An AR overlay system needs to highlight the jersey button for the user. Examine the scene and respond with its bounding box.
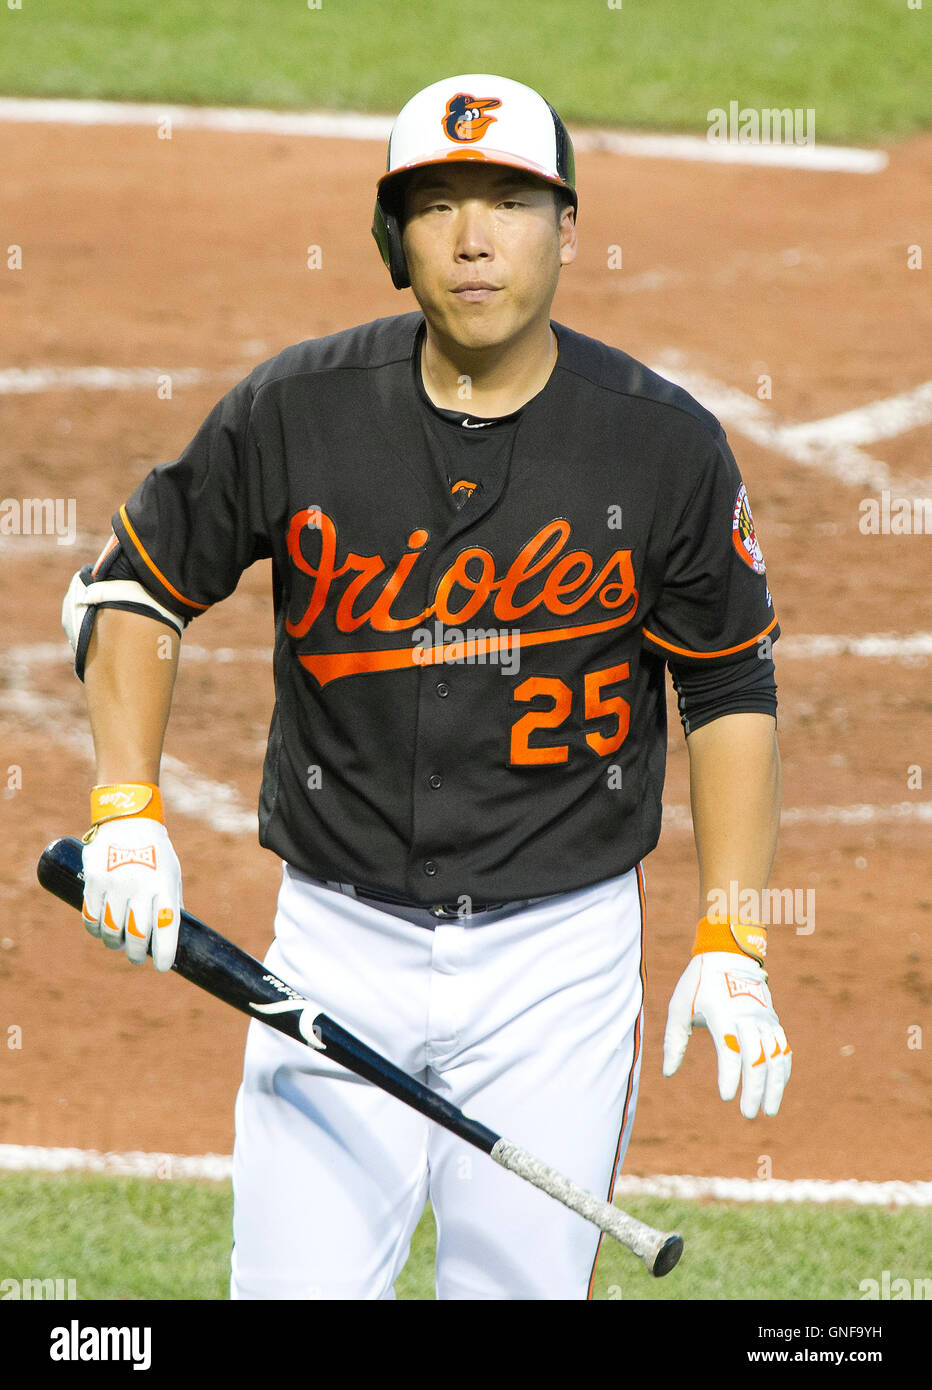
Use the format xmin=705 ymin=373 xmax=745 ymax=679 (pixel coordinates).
xmin=424 ymin=860 xmax=438 ymax=876
xmin=428 ymin=774 xmax=443 ymax=789
xmin=436 ymin=682 xmax=450 ymax=698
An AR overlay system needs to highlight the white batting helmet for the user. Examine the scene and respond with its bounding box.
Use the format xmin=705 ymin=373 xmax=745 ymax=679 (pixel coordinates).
xmin=372 ymin=74 xmax=577 ymax=289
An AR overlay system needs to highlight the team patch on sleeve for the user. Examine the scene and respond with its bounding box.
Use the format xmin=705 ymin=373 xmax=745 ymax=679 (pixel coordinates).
xmin=732 ymin=484 xmax=766 ymax=574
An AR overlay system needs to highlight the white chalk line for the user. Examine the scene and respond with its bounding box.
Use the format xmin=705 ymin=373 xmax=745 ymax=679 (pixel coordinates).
xmin=659 ymin=801 xmax=932 ymax=833
xmin=0 ymin=97 xmax=394 ymax=141
xmin=574 ymin=128 xmax=888 ymax=175
xmin=0 ymin=366 xmax=221 ymax=395
xmin=610 ymin=241 xmax=906 ymax=298
xmin=0 ymin=651 xmax=258 ymax=834
xmin=0 ymin=1145 xmax=926 ymax=1204
xmin=9 ymin=634 xmax=932 ymax=667
xmin=781 ymin=632 xmax=932 ymax=660
xmin=778 ymin=380 xmax=932 ymax=451
xmin=0 ymin=1146 xmax=234 ymax=1182
xmin=188 ymin=634 xmax=929 ymax=664
xmin=2 ymin=356 xmax=927 ymax=497
xmin=612 ymin=1175 xmax=932 ymax=1208
xmin=0 ymin=96 xmax=888 ymax=174
xmin=2 ymin=642 xmax=929 ymax=838
xmin=650 ymin=355 xmax=932 ymax=496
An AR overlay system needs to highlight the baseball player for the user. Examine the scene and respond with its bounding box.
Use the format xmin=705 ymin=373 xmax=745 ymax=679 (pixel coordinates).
xmin=63 ymin=74 xmax=791 ymax=1300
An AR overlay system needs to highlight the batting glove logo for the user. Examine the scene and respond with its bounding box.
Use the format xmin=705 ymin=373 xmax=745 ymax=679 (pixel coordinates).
xmin=106 ymin=844 xmax=157 ymax=871
xmin=724 ymin=970 xmax=770 ymax=1007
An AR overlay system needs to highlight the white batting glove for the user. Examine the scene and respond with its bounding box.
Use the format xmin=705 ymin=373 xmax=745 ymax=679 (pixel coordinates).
xmin=80 ymin=784 xmax=182 ymax=973
xmin=663 ymin=949 xmax=792 ymax=1119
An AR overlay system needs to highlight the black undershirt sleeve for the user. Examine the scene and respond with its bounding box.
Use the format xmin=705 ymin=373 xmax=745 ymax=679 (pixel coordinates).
xmin=668 ymin=648 xmax=777 ymax=736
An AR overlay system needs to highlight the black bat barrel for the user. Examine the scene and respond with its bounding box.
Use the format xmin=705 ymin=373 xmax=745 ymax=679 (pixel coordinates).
xmin=37 ymin=836 xmax=501 ymax=1155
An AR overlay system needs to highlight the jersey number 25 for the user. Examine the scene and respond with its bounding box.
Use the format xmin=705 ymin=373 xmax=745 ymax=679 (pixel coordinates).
xmin=510 ymin=662 xmax=630 ymax=766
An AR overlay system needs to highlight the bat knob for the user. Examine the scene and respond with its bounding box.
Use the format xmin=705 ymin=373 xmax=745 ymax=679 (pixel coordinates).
xmin=650 ymin=1233 xmax=684 ymax=1278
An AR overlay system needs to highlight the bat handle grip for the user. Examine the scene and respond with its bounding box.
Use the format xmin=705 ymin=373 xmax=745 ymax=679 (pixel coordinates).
xmin=490 ymin=1139 xmax=683 ymax=1276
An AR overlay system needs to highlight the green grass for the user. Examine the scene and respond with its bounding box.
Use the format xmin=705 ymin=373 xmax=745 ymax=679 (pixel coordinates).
xmin=0 ymin=1172 xmax=233 ymax=1300
xmin=1 ymin=1172 xmax=927 ymax=1300
xmin=0 ymin=0 xmax=929 ymax=141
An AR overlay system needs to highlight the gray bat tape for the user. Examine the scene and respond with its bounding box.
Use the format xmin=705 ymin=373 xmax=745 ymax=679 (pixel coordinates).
xmin=490 ymin=1137 xmax=680 ymax=1274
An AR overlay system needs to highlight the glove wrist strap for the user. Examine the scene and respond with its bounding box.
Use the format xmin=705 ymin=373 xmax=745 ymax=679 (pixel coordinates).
xmin=692 ymin=915 xmax=767 ymax=964
xmin=83 ymin=783 xmax=164 ymax=843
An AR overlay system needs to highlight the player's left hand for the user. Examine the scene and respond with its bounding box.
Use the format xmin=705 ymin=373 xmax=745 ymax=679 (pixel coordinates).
xmin=662 ymin=952 xmax=792 ymax=1118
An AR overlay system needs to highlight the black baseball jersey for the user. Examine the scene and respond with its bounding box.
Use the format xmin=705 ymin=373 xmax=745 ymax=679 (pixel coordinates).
xmin=105 ymin=312 xmax=778 ymax=903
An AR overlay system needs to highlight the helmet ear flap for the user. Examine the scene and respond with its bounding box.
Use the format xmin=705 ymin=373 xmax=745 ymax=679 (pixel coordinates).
xmin=372 ymin=191 xmax=411 ymax=291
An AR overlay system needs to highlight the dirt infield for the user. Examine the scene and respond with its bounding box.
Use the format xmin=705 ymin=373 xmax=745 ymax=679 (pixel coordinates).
xmin=0 ymin=118 xmax=929 ymax=1185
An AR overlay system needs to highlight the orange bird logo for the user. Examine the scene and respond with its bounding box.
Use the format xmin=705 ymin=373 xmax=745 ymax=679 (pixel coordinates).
xmin=442 ymin=93 xmax=502 ymax=144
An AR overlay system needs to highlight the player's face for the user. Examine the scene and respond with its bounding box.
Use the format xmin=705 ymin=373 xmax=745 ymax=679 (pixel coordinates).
xmin=401 ymin=163 xmax=577 ymax=355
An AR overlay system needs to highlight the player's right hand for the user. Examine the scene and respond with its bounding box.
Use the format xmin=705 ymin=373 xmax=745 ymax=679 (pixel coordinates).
xmin=80 ymin=784 xmax=182 ymax=973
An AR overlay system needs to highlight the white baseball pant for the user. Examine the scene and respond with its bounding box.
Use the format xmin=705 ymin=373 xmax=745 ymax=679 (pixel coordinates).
xmin=230 ymin=862 xmax=646 ymax=1300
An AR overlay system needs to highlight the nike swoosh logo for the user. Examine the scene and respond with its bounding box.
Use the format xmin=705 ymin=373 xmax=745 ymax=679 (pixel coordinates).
xmin=460 ymin=418 xmax=496 ymax=429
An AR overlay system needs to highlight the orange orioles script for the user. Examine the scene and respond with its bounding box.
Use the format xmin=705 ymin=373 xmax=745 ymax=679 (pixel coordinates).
xmin=286 ymin=509 xmax=639 ymax=687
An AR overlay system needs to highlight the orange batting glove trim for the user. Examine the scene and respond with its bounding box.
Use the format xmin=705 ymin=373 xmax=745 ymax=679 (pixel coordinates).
xmin=126 ymin=909 xmax=146 ymax=940
xmin=692 ymin=915 xmax=767 ymax=965
xmin=85 ymin=783 xmax=164 ymax=841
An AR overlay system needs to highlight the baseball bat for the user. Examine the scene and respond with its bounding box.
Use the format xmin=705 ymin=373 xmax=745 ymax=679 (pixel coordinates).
xmin=38 ymin=834 xmax=683 ymax=1279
